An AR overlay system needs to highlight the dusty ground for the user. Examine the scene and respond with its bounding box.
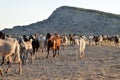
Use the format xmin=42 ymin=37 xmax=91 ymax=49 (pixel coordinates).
xmin=0 ymin=45 xmax=120 ymax=80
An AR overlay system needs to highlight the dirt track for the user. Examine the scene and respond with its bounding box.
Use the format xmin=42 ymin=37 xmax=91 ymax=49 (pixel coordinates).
xmin=0 ymin=45 xmax=120 ymax=80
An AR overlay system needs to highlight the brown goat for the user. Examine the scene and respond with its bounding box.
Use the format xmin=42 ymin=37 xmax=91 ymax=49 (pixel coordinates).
xmin=46 ymin=33 xmax=61 ymax=58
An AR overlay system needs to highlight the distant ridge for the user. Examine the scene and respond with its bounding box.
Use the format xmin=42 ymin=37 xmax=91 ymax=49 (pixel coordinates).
xmin=2 ymin=6 xmax=120 ymax=37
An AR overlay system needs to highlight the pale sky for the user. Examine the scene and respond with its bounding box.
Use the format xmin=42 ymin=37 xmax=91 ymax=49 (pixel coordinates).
xmin=0 ymin=0 xmax=120 ymax=30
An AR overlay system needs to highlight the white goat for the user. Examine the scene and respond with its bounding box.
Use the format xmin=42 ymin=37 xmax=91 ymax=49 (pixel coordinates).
xmin=74 ymin=36 xmax=86 ymax=59
xmin=19 ymin=38 xmax=33 ymax=64
xmin=0 ymin=37 xmax=22 ymax=74
xmin=79 ymin=37 xmax=86 ymax=59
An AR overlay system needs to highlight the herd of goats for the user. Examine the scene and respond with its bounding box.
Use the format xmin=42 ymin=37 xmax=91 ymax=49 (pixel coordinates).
xmin=0 ymin=31 xmax=120 ymax=75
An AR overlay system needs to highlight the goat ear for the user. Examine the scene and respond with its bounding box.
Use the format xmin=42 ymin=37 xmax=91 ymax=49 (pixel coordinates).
xmin=0 ymin=31 xmax=5 ymax=39
xmin=30 ymin=39 xmax=33 ymax=42
xmin=3 ymin=34 xmax=5 ymax=39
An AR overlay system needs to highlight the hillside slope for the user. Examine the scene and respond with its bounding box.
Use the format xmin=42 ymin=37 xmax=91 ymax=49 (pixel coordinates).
xmin=2 ymin=6 xmax=120 ymax=37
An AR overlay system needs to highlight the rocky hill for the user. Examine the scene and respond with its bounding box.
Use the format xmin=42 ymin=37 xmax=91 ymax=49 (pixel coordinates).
xmin=2 ymin=6 xmax=120 ymax=37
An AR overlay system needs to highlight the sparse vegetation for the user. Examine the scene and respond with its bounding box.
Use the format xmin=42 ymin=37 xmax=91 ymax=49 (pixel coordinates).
xmin=2 ymin=6 xmax=120 ymax=37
